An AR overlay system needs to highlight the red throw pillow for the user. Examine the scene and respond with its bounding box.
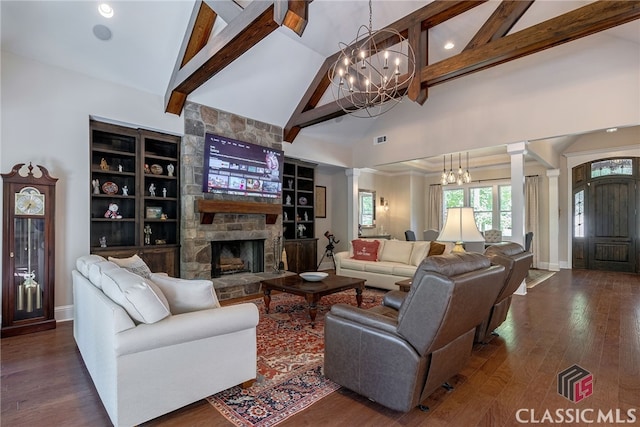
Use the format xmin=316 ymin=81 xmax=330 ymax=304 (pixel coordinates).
xmin=352 ymin=239 xmax=380 ymax=261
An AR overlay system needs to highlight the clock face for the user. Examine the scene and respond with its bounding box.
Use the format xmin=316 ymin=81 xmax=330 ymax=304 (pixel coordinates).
xmin=15 ymin=187 xmax=45 ymax=216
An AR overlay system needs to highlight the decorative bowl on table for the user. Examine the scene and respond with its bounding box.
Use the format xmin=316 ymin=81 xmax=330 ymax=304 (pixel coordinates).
xmin=299 ymin=272 xmax=328 ymax=282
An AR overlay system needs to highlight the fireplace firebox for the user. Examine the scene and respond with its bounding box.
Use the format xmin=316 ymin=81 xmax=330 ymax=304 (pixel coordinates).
xmin=211 ymin=239 xmax=265 ymax=278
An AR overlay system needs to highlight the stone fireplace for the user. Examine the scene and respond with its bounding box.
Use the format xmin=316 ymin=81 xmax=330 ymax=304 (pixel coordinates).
xmin=180 ymin=102 xmax=286 ymax=300
xmin=211 ymin=239 xmax=265 ymax=278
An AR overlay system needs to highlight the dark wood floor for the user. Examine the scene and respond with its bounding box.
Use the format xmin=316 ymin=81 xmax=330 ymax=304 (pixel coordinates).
xmin=2 ymin=269 xmax=639 ymax=426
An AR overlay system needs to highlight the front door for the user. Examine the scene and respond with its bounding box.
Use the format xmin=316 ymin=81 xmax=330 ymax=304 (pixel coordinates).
xmin=588 ymin=178 xmax=636 ymax=272
xmin=572 ymin=157 xmax=639 ymax=273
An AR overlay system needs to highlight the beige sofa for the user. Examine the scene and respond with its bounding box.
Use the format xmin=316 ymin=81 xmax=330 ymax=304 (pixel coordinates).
xmin=335 ymin=239 xmax=454 ymax=290
xmin=72 ymin=255 xmax=259 ymax=427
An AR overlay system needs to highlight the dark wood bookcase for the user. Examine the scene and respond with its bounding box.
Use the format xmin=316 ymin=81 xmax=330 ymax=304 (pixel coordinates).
xmin=89 ymin=120 xmax=181 ymax=276
xmin=282 ymin=158 xmax=317 ymax=272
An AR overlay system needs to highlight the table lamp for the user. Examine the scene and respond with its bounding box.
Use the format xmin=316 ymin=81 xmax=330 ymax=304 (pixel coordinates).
xmin=437 ymin=207 xmax=485 ymax=253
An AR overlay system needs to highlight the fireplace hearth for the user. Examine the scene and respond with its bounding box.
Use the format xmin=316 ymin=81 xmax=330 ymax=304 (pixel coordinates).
xmin=211 ymin=239 xmax=265 ymax=278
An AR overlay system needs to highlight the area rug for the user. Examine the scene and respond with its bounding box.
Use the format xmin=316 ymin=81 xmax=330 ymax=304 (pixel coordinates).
xmin=207 ymin=288 xmax=386 ymax=427
xmin=526 ymin=269 xmax=556 ymax=289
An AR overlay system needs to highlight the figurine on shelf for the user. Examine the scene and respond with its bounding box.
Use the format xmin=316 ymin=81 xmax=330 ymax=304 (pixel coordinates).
xmin=122 ymin=185 xmax=129 ymax=196
xmin=162 ymin=187 xmax=167 ymax=198
xmin=118 ymin=164 xmax=123 ymax=172
xmin=149 ymin=183 xmax=156 ymax=197
xmin=287 ymin=179 xmax=293 ymax=189
xmin=283 ymin=211 xmax=288 ymax=221
xmin=304 ymin=211 xmax=308 ymax=221
xmin=100 ymin=158 xmax=109 ymax=170
xmin=144 ymin=225 xmax=152 ymax=245
xmin=104 ymin=203 xmax=122 ymax=219
xmin=99 ymin=236 xmax=107 ymax=248
xmin=144 ymin=163 xmax=151 ymax=174
xmin=160 ymin=213 xmax=168 ymax=220
xmin=297 ymin=223 xmax=306 ymax=238
xmin=92 ymin=179 xmax=100 ymax=194
xmin=285 ymin=195 xmax=291 ymax=205
xmin=167 ymin=164 xmax=175 ymax=177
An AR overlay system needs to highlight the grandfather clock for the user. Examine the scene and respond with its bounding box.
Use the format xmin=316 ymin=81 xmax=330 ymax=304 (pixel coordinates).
xmin=2 ymin=163 xmax=58 ymax=337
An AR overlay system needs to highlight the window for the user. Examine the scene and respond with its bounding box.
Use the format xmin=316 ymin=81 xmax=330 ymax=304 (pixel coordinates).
xmin=358 ymin=189 xmax=376 ymax=228
xmin=442 ymin=182 xmax=513 ymax=237
xmin=470 ymin=186 xmax=492 ymax=232
xmin=590 ymin=158 xmax=632 ymax=178
xmin=574 ymin=190 xmax=584 ymax=237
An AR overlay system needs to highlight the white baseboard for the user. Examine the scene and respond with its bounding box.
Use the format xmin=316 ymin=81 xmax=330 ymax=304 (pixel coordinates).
xmin=55 ymin=305 xmax=74 ymax=322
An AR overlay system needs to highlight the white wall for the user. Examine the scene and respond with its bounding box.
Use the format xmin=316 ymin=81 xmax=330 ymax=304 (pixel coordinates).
xmin=1 ymin=52 xmax=183 ymax=318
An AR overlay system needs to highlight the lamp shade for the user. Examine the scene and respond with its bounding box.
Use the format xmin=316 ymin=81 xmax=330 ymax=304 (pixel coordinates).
xmin=438 ymin=207 xmax=485 ymax=244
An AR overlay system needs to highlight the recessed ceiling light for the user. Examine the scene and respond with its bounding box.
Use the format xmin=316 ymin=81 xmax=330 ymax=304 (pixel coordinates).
xmin=98 ymin=3 xmax=114 ymax=19
xmin=444 ymin=41 xmax=455 ymax=50
xmin=93 ymin=24 xmax=112 ymax=41
xmin=606 ymin=127 xmax=618 ymax=133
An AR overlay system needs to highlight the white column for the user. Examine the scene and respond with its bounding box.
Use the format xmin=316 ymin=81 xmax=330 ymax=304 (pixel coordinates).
xmin=547 ymin=169 xmax=560 ymax=271
xmin=345 ymin=169 xmax=360 ymax=242
xmin=507 ymin=142 xmax=527 ymax=295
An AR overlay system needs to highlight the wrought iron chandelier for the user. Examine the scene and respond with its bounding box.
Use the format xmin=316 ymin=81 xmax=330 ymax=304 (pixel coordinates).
xmin=441 ymin=153 xmax=471 ymax=186
xmin=328 ymin=0 xmax=415 ymax=118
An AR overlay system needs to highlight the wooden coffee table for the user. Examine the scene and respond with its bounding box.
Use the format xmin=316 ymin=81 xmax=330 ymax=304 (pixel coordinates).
xmin=260 ymin=273 xmax=365 ymax=327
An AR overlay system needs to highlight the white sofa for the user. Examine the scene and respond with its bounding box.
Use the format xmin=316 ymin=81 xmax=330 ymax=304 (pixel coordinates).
xmin=335 ymin=239 xmax=454 ymax=290
xmin=72 ymin=255 xmax=259 ymax=427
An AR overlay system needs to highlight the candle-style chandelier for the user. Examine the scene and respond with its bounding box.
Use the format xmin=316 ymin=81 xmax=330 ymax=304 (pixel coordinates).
xmin=441 ymin=153 xmax=471 ymax=186
xmin=328 ymin=0 xmax=415 ymax=118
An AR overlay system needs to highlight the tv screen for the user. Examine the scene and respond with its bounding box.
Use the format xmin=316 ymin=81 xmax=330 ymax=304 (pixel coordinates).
xmin=202 ymin=133 xmax=283 ymax=198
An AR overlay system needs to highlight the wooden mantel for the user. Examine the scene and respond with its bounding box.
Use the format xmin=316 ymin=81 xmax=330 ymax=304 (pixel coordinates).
xmin=196 ymin=200 xmax=281 ymax=224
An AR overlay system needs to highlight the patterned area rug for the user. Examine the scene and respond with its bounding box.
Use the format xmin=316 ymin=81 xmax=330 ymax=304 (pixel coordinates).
xmin=525 ymin=269 xmax=556 ymax=289
xmin=207 ymin=288 xmax=386 ymax=427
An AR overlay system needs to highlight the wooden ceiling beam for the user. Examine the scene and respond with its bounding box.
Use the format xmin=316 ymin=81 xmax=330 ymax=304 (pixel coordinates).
xmin=204 ymin=0 xmax=243 ymax=23
xmin=165 ymin=0 xmax=310 ymax=116
xmin=464 ymin=0 xmax=534 ymax=51
xmin=407 ymin=22 xmax=428 ymax=105
xmin=284 ymin=0 xmax=485 ymax=142
xmin=423 ymin=0 xmax=640 ymax=86
xmin=275 ymin=1 xmax=310 ymax=37
xmin=181 ymin=2 xmax=217 ymax=68
xmin=285 ymin=0 xmax=640 ymax=142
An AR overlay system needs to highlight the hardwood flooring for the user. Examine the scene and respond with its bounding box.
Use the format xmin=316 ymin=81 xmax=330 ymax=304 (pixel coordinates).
xmin=1 ymin=269 xmax=639 ymax=426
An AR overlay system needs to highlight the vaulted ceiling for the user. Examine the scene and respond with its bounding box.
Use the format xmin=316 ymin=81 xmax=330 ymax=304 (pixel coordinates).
xmin=2 ymin=1 xmax=639 ymax=171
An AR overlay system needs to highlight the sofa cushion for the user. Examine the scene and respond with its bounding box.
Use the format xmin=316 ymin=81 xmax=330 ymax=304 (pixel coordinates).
xmin=102 ymin=268 xmax=170 ymax=324
xmin=76 ymin=254 xmax=106 ymax=277
xmin=410 ymin=241 xmax=430 ymax=266
xmin=352 ymin=239 xmax=380 ymax=261
xmin=364 ymin=261 xmax=394 ymax=275
xmin=339 ymin=258 xmax=367 ymax=271
xmin=392 ymin=264 xmax=417 ymax=277
xmin=380 ymin=240 xmax=413 ymax=264
xmin=427 ymin=241 xmax=447 ymax=256
xmin=420 ymin=252 xmax=491 ymax=277
xmin=108 ymin=254 xmax=152 ymax=278
xmin=88 ymin=260 xmax=120 ymax=289
xmin=149 ymin=273 xmax=220 ymax=314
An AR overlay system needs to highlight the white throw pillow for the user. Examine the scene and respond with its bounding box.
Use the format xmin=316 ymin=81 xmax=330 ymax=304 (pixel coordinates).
xmin=380 ymin=240 xmax=414 ymax=264
xmin=149 ymin=273 xmax=220 ymax=314
xmin=102 ymin=268 xmax=170 ymax=324
xmin=409 ymin=241 xmax=431 ymax=266
xmin=108 ymin=254 xmax=152 ymax=278
xmin=76 ymin=255 xmax=106 ymax=277
xmin=88 ymin=260 xmax=120 ymax=289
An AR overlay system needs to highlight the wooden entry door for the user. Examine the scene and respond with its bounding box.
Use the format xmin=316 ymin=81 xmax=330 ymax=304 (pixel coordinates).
xmin=588 ymin=178 xmax=636 ymax=272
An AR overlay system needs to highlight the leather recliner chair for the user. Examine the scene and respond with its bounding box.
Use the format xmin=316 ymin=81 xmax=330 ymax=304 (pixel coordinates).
xmin=324 ymin=253 xmax=506 ymax=412
xmin=475 ymin=242 xmax=533 ymax=343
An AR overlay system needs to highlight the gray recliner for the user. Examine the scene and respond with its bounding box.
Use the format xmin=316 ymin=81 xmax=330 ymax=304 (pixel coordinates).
xmin=324 ymin=253 xmax=506 ymax=412
xmin=475 ymin=242 xmax=533 ymax=343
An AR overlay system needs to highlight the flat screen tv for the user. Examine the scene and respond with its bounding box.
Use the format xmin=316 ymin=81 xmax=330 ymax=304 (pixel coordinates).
xmin=202 ymin=133 xmax=283 ymax=198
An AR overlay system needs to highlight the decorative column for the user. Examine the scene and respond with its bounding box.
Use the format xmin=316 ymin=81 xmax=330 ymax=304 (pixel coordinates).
xmin=547 ymin=169 xmax=560 ymax=271
xmin=346 ymin=169 xmax=360 ymax=242
xmin=507 ymin=142 xmax=527 ymax=295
